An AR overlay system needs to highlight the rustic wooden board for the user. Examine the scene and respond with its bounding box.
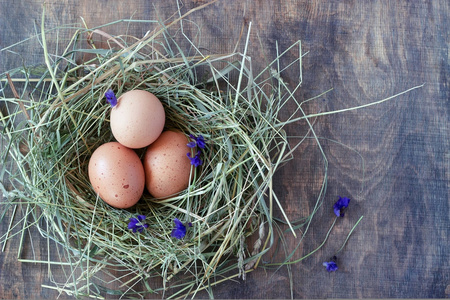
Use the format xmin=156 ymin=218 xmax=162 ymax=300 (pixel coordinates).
xmin=0 ymin=0 xmax=448 ymax=298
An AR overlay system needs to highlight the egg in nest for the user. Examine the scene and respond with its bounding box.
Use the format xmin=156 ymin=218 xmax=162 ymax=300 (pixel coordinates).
xmin=110 ymin=90 xmax=165 ymax=149
xmin=88 ymin=142 xmax=145 ymax=208
xmin=143 ymin=131 xmax=193 ymax=199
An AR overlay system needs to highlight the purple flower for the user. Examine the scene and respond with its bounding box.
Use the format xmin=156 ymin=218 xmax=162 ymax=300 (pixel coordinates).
xmin=196 ymin=136 xmax=206 ymax=149
xmin=186 ymin=134 xmax=205 ymax=167
xmin=323 ymin=261 xmax=338 ymax=272
xmin=187 ymin=140 xmax=197 ymax=148
xmin=187 ymin=151 xmax=203 ymax=167
xmin=333 ymin=196 xmax=351 ymax=217
xmin=128 ymin=215 xmax=149 ymax=233
xmin=105 ymin=89 xmax=117 ymax=107
xmin=188 ymin=134 xmax=206 ymax=149
xmin=171 ymin=218 xmax=187 ymax=239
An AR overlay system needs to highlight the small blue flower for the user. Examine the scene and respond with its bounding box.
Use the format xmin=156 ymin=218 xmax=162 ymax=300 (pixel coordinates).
xmin=186 ymin=134 xmax=205 ymax=167
xmin=187 ymin=151 xmax=203 ymax=167
xmin=195 ymin=135 xmax=206 ymax=149
xmin=187 ymin=134 xmax=206 ymax=167
xmin=333 ymin=196 xmax=350 ymax=217
xmin=171 ymin=218 xmax=187 ymax=239
xmin=187 ymin=141 xmax=197 ymax=148
xmin=188 ymin=134 xmax=206 ymax=149
xmin=105 ymin=89 xmax=117 ymax=107
xmin=128 ymin=215 xmax=149 ymax=233
xmin=323 ymin=261 xmax=338 ymax=272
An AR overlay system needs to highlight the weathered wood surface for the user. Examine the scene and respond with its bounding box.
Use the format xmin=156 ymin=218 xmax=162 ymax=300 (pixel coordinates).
xmin=0 ymin=0 xmax=448 ymax=298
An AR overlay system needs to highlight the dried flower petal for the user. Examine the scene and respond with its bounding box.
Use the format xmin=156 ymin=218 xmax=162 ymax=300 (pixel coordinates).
xmin=323 ymin=261 xmax=338 ymax=272
xmin=187 ymin=151 xmax=203 ymax=167
xmin=195 ymin=135 xmax=206 ymax=149
xmin=128 ymin=215 xmax=149 ymax=233
xmin=188 ymin=134 xmax=206 ymax=149
xmin=333 ymin=196 xmax=350 ymax=217
xmin=105 ymin=89 xmax=117 ymax=107
xmin=186 ymin=134 xmax=205 ymax=167
xmin=171 ymin=218 xmax=187 ymax=239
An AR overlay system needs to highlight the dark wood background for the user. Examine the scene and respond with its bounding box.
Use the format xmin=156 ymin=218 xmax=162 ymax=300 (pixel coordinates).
xmin=0 ymin=0 xmax=448 ymax=298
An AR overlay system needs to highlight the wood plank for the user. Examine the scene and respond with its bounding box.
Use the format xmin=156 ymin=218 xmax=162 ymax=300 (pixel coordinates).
xmin=0 ymin=0 xmax=448 ymax=298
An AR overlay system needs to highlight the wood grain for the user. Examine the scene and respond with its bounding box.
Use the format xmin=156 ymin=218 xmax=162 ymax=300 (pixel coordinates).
xmin=0 ymin=0 xmax=448 ymax=298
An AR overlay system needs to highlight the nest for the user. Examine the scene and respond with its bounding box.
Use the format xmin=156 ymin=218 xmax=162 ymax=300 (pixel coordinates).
xmin=0 ymin=6 xmax=311 ymax=299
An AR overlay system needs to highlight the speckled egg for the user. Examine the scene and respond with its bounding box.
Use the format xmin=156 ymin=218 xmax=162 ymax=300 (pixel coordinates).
xmin=143 ymin=131 xmax=192 ymax=199
xmin=110 ymin=89 xmax=165 ymax=149
xmin=88 ymin=142 xmax=145 ymax=208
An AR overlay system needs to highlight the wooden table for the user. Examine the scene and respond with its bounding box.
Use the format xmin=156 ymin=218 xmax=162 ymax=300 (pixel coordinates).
xmin=0 ymin=1 xmax=448 ymax=298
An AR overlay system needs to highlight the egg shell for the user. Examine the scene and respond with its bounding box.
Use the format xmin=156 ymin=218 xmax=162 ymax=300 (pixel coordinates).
xmin=88 ymin=142 xmax=145 ymax=208
xmin=110 ymin=90 xmax=165 ymax=149
xmin=144 ymin=131 xmax=192 ymax=199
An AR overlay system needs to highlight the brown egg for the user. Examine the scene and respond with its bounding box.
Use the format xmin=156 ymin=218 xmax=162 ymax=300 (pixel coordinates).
xmin=143 ymin=131 xmax=192 ymax=199
xmin=110 ymin=89 xmax=165 ymax=149
xmin=88 ymin=142 xmax=145 ymax=208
